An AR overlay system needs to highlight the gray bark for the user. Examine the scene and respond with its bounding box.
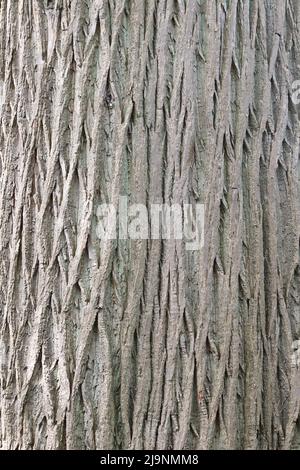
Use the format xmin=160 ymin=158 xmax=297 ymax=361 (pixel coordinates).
xmin=0 ymin=0 xmax=300 ymax=450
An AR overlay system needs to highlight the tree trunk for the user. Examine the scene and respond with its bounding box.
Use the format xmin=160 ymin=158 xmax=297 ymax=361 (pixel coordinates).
xmin=0 ymin=0 xmax=299 ymax=450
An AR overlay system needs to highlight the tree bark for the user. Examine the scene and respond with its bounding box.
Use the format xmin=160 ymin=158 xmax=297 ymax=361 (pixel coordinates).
xmin=0 ymin=0 xmax=300 ymax=450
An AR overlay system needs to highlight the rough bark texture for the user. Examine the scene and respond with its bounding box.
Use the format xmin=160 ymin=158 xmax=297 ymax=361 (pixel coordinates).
xmin=0 ymin=0 xmax=300 ymax=450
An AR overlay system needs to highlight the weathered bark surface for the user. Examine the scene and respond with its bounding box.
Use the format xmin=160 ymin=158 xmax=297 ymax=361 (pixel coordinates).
xmin=0 ymin=0 xmax=299 ymax=450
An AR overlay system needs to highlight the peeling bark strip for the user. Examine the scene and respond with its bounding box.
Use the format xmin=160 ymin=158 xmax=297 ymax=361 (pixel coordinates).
xmin=0 ymin=0 xmax=299 ymax=451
